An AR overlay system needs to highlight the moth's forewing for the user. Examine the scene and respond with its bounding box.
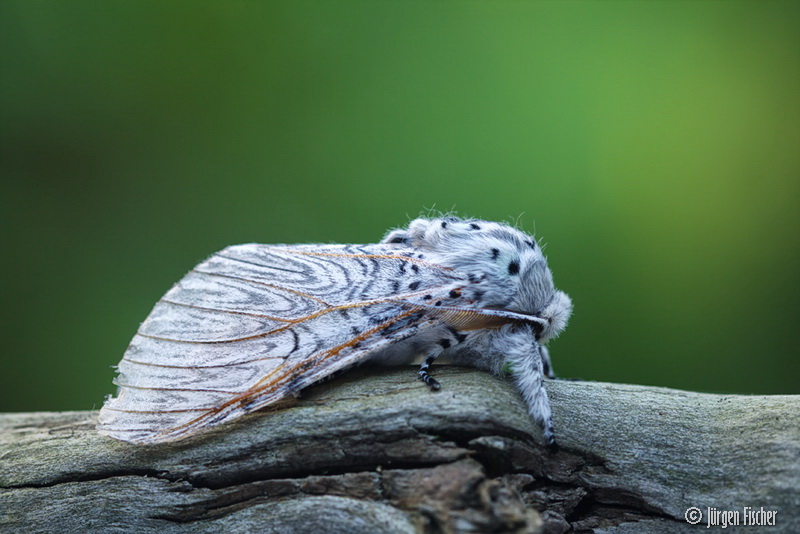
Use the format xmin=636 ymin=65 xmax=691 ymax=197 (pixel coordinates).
xmin=97 ymin=244 xmax=465 ymax=444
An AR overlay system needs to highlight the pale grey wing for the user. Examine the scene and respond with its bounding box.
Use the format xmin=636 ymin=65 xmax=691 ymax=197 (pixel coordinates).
xmin=97 ymin=244 xmax=462 ymax=444
xmin=195 ymin=243 xmax=462 ymax=307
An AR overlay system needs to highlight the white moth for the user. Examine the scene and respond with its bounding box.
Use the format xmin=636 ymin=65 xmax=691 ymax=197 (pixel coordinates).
xmin=97 ymin=216 xmax=572 ymax=446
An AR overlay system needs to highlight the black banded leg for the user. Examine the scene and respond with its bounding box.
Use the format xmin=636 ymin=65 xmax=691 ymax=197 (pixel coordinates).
xmin=418 ymin=329 xmax=469 ymax=391
xmin=418 ymin=354 xmax=441 ymax=390
xmin=543 ymin=412 xmax=557 ymax=451
xmin=542 ymin=345 xmax=582 ymax=382
xmin=540 ymin=345 xmax=556 ymax=379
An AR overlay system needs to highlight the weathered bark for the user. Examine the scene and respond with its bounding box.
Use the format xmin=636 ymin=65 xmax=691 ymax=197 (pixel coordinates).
xmin=1 ymin=367 xmax=798 ymax=533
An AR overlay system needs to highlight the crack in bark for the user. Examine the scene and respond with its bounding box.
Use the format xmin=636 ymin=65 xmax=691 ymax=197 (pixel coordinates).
xmin=4 ymin=468 xmax=176 ymax=490
xmin=134 ymin=434 xmax=668 ymax=532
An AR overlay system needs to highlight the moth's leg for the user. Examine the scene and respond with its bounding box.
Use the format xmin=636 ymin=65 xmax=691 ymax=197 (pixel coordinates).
xmin=418 ymin=352 xmax=441 ymax=390
xmin=540 ymin=345 xmax=556 ymax=379
xmin=500 ymin=325 xmax=557 ymax=449
xmin=418 ymin=328 xmax=469 ymax=390
xmin=541 ymin=345 xmax=583 ymax=381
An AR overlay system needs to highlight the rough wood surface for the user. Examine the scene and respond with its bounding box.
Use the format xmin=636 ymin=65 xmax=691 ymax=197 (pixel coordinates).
xmin=1 ymin=367 xmax=798 ymax=533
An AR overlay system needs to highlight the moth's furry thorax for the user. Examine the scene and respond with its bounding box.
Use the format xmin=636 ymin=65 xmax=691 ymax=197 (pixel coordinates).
xmin=383 ymin=216 xmax=572 ymax=343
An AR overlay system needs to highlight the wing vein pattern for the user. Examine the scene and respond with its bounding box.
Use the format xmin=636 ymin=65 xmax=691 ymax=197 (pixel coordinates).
xmin=98 ymin=244 xmax=463 ymax=443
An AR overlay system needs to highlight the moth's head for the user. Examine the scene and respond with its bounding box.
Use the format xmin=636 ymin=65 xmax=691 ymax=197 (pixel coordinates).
xmin=531 ymin=289 xmax=572 ymax=344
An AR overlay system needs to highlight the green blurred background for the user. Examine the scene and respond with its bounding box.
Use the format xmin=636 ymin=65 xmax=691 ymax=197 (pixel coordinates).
xmin=1 ymin=1 xmax=798 ymax=412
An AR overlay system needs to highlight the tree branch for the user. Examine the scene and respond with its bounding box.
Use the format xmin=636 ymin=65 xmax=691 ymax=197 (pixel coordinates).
xmin=1 ymin=367 xmax=798 ymax=533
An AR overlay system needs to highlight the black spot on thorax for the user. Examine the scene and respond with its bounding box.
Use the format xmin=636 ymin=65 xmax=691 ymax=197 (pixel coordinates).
xmin=508 ymin=260 xmax=520 ymax=275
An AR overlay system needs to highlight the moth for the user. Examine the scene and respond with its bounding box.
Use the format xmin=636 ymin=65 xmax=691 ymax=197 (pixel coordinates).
xmin=97 ymin=216 xmax=572 ymax=446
